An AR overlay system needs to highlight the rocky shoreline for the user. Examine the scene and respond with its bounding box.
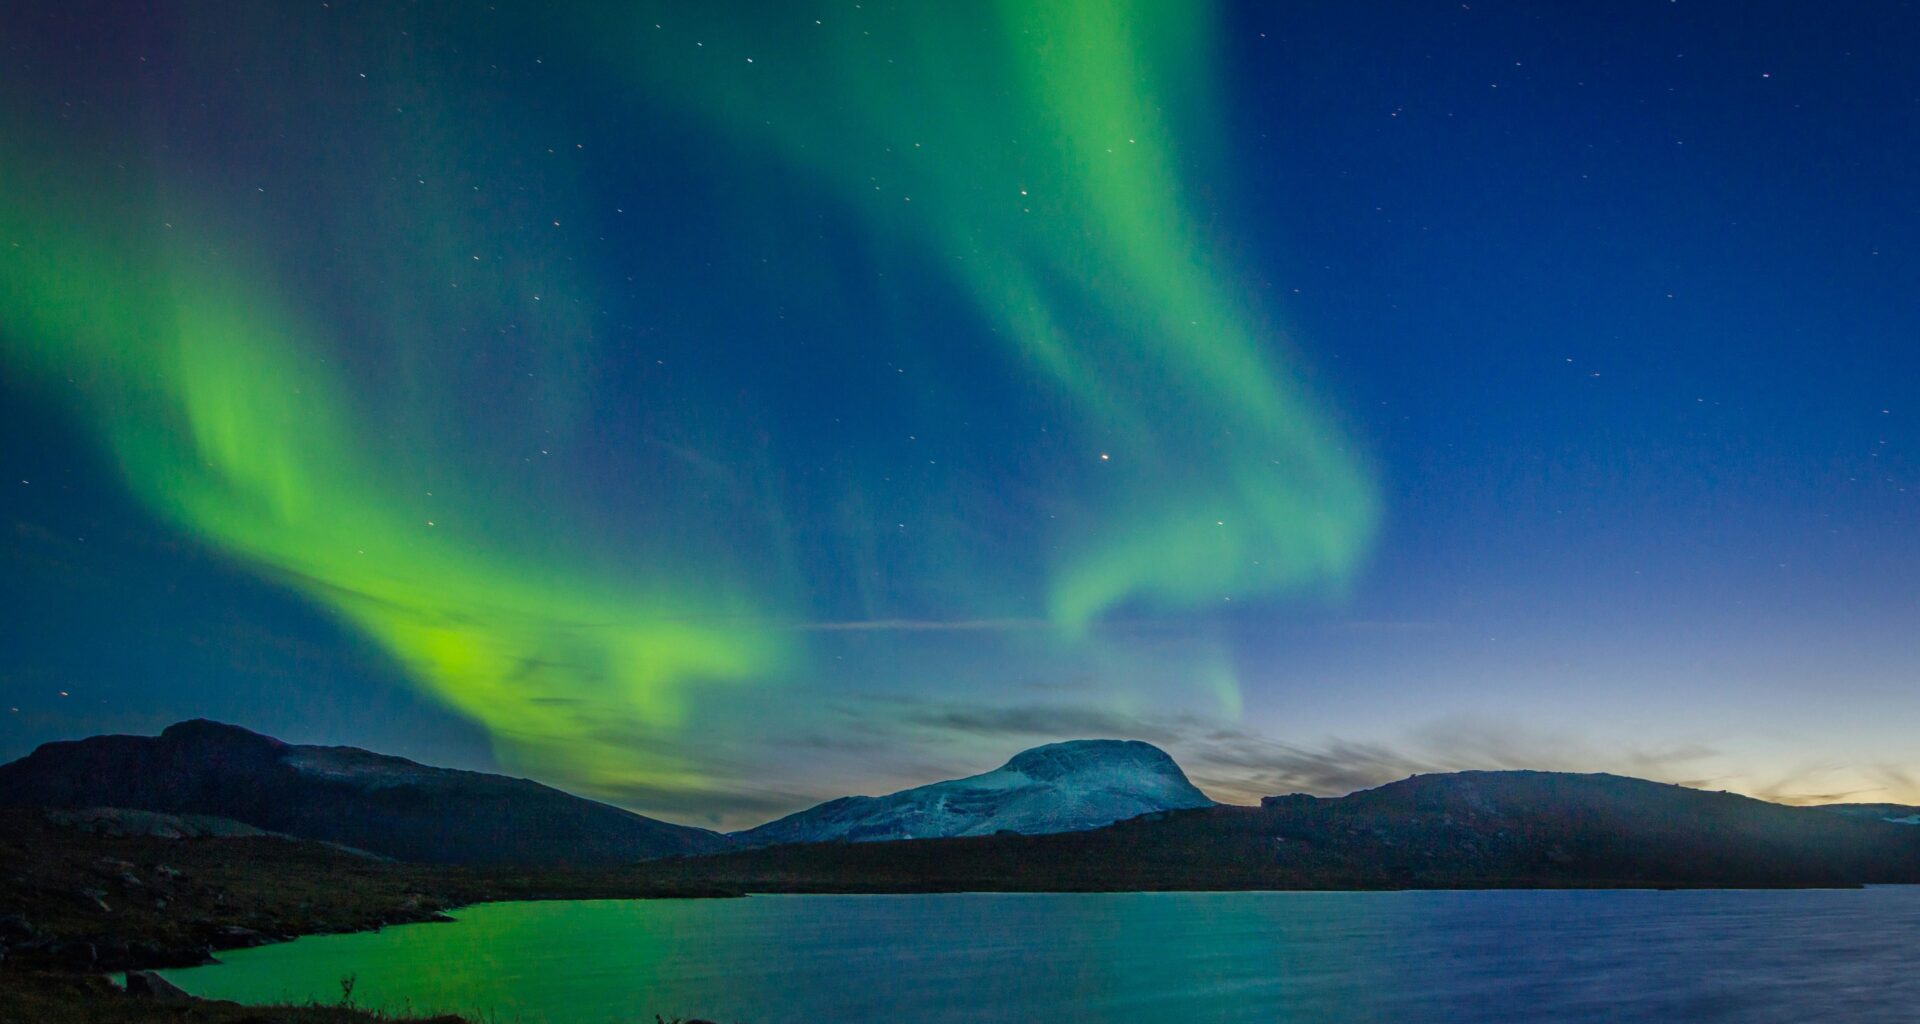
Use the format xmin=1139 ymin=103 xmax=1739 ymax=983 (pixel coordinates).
xmin=2 ymin=808 xmax=464 ymax=974
xmin=0 ymin=807 xmax=735 ymax=1023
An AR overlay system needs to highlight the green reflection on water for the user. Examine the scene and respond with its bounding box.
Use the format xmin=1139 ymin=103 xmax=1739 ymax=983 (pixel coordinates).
xmin=157 ymin=893 xmax=1410 ymax=1023
xmin=160 ymin=890 xmax=1909 ymax=1023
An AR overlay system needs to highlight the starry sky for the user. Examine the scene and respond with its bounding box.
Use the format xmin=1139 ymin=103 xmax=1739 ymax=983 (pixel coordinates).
xmin=3 ymin=1 xmax=1916 ymax=828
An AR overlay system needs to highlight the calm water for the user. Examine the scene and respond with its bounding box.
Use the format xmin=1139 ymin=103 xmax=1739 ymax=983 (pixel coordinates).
xmin=161 ymin=889 xmax=1920 ymax=1023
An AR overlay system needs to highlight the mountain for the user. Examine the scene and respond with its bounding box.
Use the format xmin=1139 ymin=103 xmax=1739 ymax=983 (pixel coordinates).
xmin=1816 ymin=803 xmax=1920 ymax=825
xmin=0 ymin=720 xmax=730 ymax=866
xmin=641 ymin=770 xmax=1920 ymax=892
xmin=733 ymin=739 xmax=1214 ymax=846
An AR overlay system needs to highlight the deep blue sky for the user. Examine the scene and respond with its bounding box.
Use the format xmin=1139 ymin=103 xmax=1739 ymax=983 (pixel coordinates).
xmin=3 ymin=1 xmax=1916 ymax=826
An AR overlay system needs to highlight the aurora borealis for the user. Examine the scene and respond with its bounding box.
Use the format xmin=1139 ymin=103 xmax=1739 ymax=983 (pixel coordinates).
xmin=4 ymin=2 xmax=1919 ymax=823
xmin=610 ymin=0 xmax=1377 ymax=630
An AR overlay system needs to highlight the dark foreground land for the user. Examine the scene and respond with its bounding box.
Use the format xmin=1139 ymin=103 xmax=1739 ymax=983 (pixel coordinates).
xmin=0 ymin=974 xmax=719 ymax=1024
xmin=0 ymin=808 xmax=736 ymax=972
xmin=0 ymin=808 xmax=733 ymax=1024
xmin=0 ymin=971 xmax=468 ymax=1024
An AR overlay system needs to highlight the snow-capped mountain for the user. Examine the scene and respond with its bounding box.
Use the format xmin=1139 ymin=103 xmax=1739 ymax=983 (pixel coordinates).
xmin=733 ymin=739 xmax=1214 ymax=846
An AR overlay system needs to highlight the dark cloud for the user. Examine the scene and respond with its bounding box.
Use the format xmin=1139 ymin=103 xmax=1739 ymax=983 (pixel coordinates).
xmin=595 ymin=782 xmax=805 ymax=830
xmin=774 ymin=732 xmax=895 ymax=755
xmin=1185 ymin=735 xmax=1428 ymax=800
xmin=899 ymin=703 xmax=1183 ymax=744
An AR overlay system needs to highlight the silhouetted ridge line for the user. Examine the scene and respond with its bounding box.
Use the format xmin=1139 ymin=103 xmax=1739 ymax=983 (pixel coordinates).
xmin=0 ymin=720 xmax=728 ymax=866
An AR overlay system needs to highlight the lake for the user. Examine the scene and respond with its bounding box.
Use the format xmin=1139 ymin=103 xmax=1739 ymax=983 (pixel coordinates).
xmin=161 ymin=888 xmax=1920 ymax=1022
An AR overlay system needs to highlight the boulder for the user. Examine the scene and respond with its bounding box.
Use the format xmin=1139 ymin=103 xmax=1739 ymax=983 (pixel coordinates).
xmin=0 ymin=912 xmax=36 ymax=942
xmin=213 ymin=924 xmax=271 ymax=947
xmin=125 ymin=969 xmax=192 ymax=1002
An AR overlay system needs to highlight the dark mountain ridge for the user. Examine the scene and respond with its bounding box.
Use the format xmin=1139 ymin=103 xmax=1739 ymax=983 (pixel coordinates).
xmin=0 ymin=720 xmax=729 ymax=866
xmin=634 ymin=769 xmax=1920 ymax=892
xmin=7 ymin=722 xmax=1917 ymax=888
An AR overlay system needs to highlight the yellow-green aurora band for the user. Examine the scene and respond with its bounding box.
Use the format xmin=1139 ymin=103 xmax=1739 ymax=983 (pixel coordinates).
xmin=0 ymin=160 xmax=783 ymax=797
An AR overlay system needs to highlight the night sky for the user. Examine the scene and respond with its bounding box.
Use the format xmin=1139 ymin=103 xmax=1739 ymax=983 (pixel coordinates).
xmin=3 ymin=1 xmax=1916 ymax=828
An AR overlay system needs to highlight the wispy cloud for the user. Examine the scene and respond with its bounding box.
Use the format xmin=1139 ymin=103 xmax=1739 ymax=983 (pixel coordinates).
xmin=575 ymin=694 xmax=1919 ymax=829
xmin=1741 ymin=762 xmax=1917 ymax=807
xmin=864 ymin=698 xmax=1729 ymax=807
xmin=1176 ymin=718 xmax=1725 ymax=807
xmin=791 ymin=618 xmax=1052 ymax=633
xmin=788 ymin=616 xmax=1442 ymax=636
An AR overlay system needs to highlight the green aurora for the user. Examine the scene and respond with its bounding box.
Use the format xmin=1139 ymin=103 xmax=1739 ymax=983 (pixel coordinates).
xmin=613 ymin=0 xmax=1377 ymax=627
xmin=0 ymin=1 xmax=1373 ymax=803
xmin=0 ymin=157 xmax=783 ymax=796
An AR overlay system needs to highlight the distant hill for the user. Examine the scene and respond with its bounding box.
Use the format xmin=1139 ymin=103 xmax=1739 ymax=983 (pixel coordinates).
xmin=1812 ymin=802 xmax=1920 ymax=825
xmin=734 ymin=739 xmax=1213 ymax=846
xmin=640 ymin=770 xmax=1920 ymax=892
xmin=0 ymin=720 xmax=730 ymax=866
